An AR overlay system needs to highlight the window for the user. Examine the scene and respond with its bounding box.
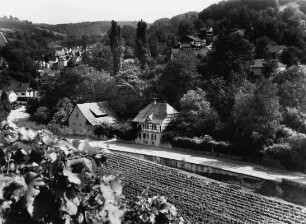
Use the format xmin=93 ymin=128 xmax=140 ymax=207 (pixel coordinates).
xmin=21 ymin=93 xmax=25 ymax=96
xmin=143 ymin=133 xmax=146 ymax=139
xmin=138 ymin=133 xmax=141 ymax=139
xmin=152 ymin=124 xmax=156 ymax=130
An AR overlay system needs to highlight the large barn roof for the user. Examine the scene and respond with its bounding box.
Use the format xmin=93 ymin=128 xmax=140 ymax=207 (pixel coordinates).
xmin=76 ymin=102 xmax=118 ymax=125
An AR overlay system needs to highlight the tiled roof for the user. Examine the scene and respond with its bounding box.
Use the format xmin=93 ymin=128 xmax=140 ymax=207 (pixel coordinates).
xmin=133 ymin=102 xmax=178 ymax=124
xmin=267 ymin=45 xmax=286 ymax=54
xmin=1 ymin=81 xmax=31 ymax=92
xmin=186 ymin=35 xmax=203 ymax=42
xmin=76 ymin=102 xmax=118 ymax=126
xmin=250 ymin=59 xmax=265 ymax=68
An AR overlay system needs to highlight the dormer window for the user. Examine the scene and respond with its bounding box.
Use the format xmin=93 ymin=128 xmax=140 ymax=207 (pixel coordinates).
xmin=90 ymin=109 xmax=108 ymax=118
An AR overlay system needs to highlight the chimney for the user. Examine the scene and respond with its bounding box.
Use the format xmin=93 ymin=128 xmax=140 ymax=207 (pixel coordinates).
xmin=152 ymin=97 xmax=157 ymax=105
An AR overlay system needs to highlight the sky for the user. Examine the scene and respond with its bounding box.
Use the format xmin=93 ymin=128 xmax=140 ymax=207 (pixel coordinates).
xmin=0 ymin=0 xmax=221 ymax=24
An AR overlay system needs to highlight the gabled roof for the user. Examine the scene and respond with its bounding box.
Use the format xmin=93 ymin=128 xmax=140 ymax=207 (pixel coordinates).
xmin=250 ymin=59 xmax=286 ymax=68
xmin=55 ymin=50 xmax=65 ymax=57
xmin=186 ymin=35 xmax=203 ymax=42
xmin=1 ymin=81 xmax=31 ymax=92
xmin=267 ymin=45 xmax=286 ymax=54
xmin=250 ymin=59 xmax=265 ymax=68
xmin=133 ymin=102 xmax=178 ymax=124
xmin=76 ymin=102 xmax=118 ymax=125
xmin=0 ymin=32 xmax=8 ymax=47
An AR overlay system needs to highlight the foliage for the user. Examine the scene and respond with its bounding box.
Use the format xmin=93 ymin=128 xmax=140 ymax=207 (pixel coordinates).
xmin=109 ymin=21 xmax=123 ymax=75
xmin=0 ymin=120 xmax=125 ymax=224
xmin=158 ymin=52 xmax=199 ymax=106
xmin=274 ymin=66 xmax=306 ymax=112
xmin=93 ymin=123 xmax=114 ymax=139
xmin=109 ymin=65 xmax=146 ymax=119
xmin=135 ymin=20 xmax=151 ymax=70
xmin=31 ymin=106 xmax=50 ymax=124
xmin=282 ymin=107 xmax=306 ymax=134
xmin=113 ymin=122 xmax=141 ymax=141
xmin=262 ymin=59 xmax=278 ymax=78
xmin=50 ymin=98 xmax=74 ymax=126
xmin=124 ymin=189 xmax=184 ymax=224
xmin=232 ymin=79 xmax=281 ymax=145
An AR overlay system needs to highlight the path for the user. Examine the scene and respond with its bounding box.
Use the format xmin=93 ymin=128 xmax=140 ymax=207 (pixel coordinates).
xmin=7 ymin=106 xmax=29 ymax=122
xmin=87 ymin=139 xmax=306 ymax=185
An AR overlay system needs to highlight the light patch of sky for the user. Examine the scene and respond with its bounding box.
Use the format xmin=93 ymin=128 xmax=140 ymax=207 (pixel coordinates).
xmin=0 ymin=0 xmax=221 ymax=24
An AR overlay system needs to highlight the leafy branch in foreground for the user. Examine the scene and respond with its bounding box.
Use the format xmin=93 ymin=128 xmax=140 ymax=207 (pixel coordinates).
xmin=0 ymin=120 xmax=124 ymax=224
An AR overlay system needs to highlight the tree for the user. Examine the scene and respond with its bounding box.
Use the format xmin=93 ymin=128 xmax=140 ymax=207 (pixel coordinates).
xmin=233 ymin=79 xmax=281 ymax=144
xmin=109 ymin=64 xmax=146 ymax=118
xmin=158 ymin=52 xmax=199 ymax=106
xmin=1 ymin=90 xmax=8 ymax=102
xmin=255 ymin=36 xmax=271 ymax=59
xmin=135 ymin=20 xmax=151 ymax=70
xmin=262 ymin=59 xmax=278 ymax=78
xmin=178 ymin=19 xmax=196 ymax=39
xmin=280 ymin=46 xmax=301 ymax=67
xmin=274 ymin=66 xmax=306 ymax=112
xmin=50 ymin=98 xmax=74 ymax=125
xmin=109 ymin=20 xmax=123 ymax=75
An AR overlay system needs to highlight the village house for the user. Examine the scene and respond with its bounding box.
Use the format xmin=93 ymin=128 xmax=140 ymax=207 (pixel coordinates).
xmin=0 ymin=89 xmax=17 ymax=103
xmin=68 ymin=102 xmax=118 ymax=136
xmin=0 ymin=81 xmax=38 ymax=103
xmin=250 ymin=59 xmax=286 ymax=76
xmin=133 ymin=100 xmax=178 ymax=147
xmin=267 ymin=44 xmax=286 ymax=58
xmin=179 ymin=35 xmax=205 ymax=49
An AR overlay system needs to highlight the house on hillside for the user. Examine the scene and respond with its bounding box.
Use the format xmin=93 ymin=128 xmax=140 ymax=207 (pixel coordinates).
xmin=179 ymin=35 xmax=205 ymax=49
xmin=250 ymin=59 xmax=286 ymax=76
xmin=133 ymin=100 xmax=178 ymax=147
xmin=0 ymin=32 xmax=8 ymax=47
xmin=1 ymin=81 xmax=37 ymax=102
xmin=267 ymin=44 xmax=286 ymax=58
xmin=68 ymin=102 xmax=119 ymax=136
xmin=0 ymin=89 xmax=17 ymax=103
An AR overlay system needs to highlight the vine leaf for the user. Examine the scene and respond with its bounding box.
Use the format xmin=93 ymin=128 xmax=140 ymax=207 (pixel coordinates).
xmin=63 ymin=169 xmax=81 ymax=185
xmin=24 ymin=172 xmax=45 ymax=216
xmin=60 ymin=188 xmax=80 ymax=215
xmin=19 ymin=127 xmax=37 ymax=142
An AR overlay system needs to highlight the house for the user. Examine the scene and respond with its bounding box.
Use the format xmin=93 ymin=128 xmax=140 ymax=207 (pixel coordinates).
xmin=267 ymin=44 xmax=286 ymax=58
xmin=68 ymin=102 xmax=118 ymax=135
xmin=0 ymin=32 xmax=8 ymax=47
xmin=1 ymin=81 xmax=37 ymax=102
xmin=250 ymin=59 xmax=286 ymax=76
xmin=179 ymin=35 xmax=205 ymax=49
xmin=133 ymin=100 xmax=178 ymax=147
xmin=0 ymin=89 xmax=17 ymax=103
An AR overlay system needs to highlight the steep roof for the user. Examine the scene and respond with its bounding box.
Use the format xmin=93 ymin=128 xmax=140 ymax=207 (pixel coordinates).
xmin=0 ymin=32 xmax=8 ymax=47
xmin=267 ymin=45 xmax=286 ymax=54
xmin=250 ymin=59 xmax=265 ymax=68
xmin=1 ymin=81 xmax=31 ymax=92
xmin=133 ymin=102 xmax=178 ymax=124
xmin=76 ymin=102 xmax=118 ymax=125
xmin=186 ymin=35 xmax=203 ymax=42
xmin=250 ymin=59 xmax=286 ymax=68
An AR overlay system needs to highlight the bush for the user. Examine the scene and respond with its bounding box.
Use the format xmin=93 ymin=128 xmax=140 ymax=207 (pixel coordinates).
xmin=113 ymin=122 xmax=141 ymax=141
xmin=171 ymin=136 xmax=259 ymax=157
xmin=31 ymin=106 xmax=50 ymax=124
xmin=93 ymin=122 xmax=114 ymax=139
xmin=47 ymin=123 xmax=73 ymax=136
xmin=282 ymin=107 xmax=306 ymax=134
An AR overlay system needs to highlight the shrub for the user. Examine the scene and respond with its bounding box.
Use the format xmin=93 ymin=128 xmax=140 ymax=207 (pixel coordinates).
xmin=31 ymin=106 xmax=50 ymax=124
xmin=282 ymin=107 xmax=306 ymax=134
xmin=47 ymin=123 xmax=73 ymax=136
xmin=113 ymin=122 xmax=141 ymax=141
xmin=93 ymin=122 xmax=114 ymax=139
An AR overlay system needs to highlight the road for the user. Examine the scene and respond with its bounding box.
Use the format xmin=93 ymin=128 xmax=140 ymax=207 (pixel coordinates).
xmin=86 ymin=139 xmax=306 ymax=185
